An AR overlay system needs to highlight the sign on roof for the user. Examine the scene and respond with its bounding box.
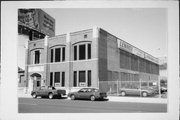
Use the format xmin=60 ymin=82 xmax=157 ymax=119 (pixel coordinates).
xmin=18 ymin=9 xmax=55 ymax=37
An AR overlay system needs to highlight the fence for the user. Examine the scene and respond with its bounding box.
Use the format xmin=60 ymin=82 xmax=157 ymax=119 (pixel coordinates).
xmin=99 ymin=81 xmax=159 ymax=97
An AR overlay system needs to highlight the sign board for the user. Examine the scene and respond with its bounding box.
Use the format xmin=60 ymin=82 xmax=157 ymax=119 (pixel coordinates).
xmin=55 ymin=83 xmax=61 ymax=87
xmin=18 ymin=9 xmax=55 ymax=37
xmin=132 ymin=47 xmax=145 ymax=58
xmin=79 ymin=82 xmax=86 ymax=87
xmin=117 ymin=39 xmax=133 ymax=53
xmin=117 ymin=39 xmax=158 ymax=64
xmin=38 ymin=9 xmax=55 ymax=37
xmin=144 ymin=53 xmax=159 ymax=64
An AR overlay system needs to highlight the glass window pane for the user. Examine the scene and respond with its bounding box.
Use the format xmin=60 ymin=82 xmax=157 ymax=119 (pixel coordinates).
xmin=73 ymin=71 xmax=77 ymax=87
xmin=62 ymin=72 xmax=65 ymax=87
xmin=51 ymin=49 xmax=54 ymax=63
xmin=79 ymin=71 xmax=85 ymax=82
xmin=62 ymin=47 xmax=65 ymax=61
xmin=88 ymin=44 xmax=91 ymax=59
xmin=35 ymin=50 xmax=40 ymax=64
xmin=54 ymin=72 xmax=60 ymax=83
xmin=55 ymin=48 xmax=61 ymax=62
xmin=79 ymin=44 xmax=86 ymax=60
xmin=88 ymin=70 xmax=91 ymax=87
xmin=50 ymin=72 xmax=53 ymax=86
xmin=74 ymin=46 xmax=77 ymax=60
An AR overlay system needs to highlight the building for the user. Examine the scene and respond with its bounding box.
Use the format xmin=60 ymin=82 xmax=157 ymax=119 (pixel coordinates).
xmin=18 ymin=9 xmax=55 ymax=88
xmin=25 ymin=27 xmax=159 ymax=94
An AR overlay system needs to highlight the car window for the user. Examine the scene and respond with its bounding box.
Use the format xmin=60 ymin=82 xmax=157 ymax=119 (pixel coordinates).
xmin=87 ymin=89 xmax=92 ymax=92
xmin=79 ymin=88 xmax=87 ymax=92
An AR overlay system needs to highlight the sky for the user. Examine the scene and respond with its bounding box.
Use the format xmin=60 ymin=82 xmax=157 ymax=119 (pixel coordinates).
xmin=18 ymin=8 xmax=167 ymax=69
xmin=43 ymin=8 xmax=167 ymax=57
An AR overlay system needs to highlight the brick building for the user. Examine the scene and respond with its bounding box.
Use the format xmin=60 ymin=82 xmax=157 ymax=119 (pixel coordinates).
xmin=25 ymin=27 xmax=159 ymax=94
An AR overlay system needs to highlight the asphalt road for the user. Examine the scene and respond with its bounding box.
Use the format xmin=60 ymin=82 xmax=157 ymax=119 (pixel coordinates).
xmin=18 ymin=97 xmax=167 ymax=113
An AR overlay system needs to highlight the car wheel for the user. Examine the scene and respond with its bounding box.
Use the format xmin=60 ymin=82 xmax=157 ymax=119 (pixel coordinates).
xmin=90 ymin=95 xmax=96 ymax=101
xmin=142 ymin=92 xmax=148 ymax=97
xmin=48 ymin=93 xmax=54 ymax=99
xmin=70 ymin=95 xmax=75 ymax=100
xmin=32 ymin=93 xmax=37 ymax=98
xmin=121 ymin=91 xmax=126 ymax=96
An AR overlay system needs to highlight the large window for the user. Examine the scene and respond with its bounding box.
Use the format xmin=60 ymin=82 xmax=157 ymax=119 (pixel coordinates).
xmin=79 ymin=44 xmax=86 ymax=60
xmin=54 ymin=72 xmax=60 ymax=83
xmin=73 ymin=43 xmax=91 ymax=61
xmin=51 ymin=72 xmax=66 ymax=87
xmin=51 ymin=47 xmax=66 ymax=63
xmin=34 ymin=50 xmax=40 ymax=64
xmin=73 ymin=70 xmax=92 ymax=87
xmin=55 ymin=48 xmax=61 ymax=62
xmin=79 ymin=71 xmax=85 ymax=82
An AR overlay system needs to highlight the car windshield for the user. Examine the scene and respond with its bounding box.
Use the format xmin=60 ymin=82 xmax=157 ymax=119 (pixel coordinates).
xmin=93 ymin=89 xmax=99 ymax=92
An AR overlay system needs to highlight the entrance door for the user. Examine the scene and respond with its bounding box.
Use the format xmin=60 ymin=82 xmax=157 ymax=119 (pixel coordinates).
xmin=31 ymin=73 xmax=42 ymax=90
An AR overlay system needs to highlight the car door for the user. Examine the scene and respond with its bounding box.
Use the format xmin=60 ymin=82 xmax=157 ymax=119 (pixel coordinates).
xmin=78 ymin=88 xmax=88 ymax=99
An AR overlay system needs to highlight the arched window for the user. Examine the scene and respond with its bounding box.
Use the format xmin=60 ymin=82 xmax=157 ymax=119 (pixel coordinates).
xmin=73 ymin=41 xmax=91 ymax=61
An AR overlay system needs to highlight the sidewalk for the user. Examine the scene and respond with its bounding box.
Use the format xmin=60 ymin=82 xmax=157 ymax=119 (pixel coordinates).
xmin=18 ymin=92 xmax=167 ymax=104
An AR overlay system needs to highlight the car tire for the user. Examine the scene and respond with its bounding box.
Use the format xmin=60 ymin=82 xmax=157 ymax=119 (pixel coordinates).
xmin=142 ymin=92 xmax=148 ymax=97
xmin=121 ymin=91 xmax=126 ymax=96
xmin=32 ymin=92 xmax=37 ymax=98
xmin=70 ymin=95 xmax=75 ymax=100
xmin=90 ymin=95 xmax=96 ymax=101
xmin=48 ymin=93 xmax=54 ymax=99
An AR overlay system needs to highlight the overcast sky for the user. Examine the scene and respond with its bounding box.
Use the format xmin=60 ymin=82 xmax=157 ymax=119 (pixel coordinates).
xmin=43 ymin=8 xmax=167 ymax=57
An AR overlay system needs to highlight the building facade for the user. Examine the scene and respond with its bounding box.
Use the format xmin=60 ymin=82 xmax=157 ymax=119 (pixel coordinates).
xmin=25 ymin=27 xmax=159 ymax=94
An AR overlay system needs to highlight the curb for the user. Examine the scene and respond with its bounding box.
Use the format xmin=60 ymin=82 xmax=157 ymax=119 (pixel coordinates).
xmin=18 ymin=93 xmax=167 ymax=104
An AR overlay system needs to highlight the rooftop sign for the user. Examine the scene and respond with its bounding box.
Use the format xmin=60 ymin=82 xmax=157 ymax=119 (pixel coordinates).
xmin=18 ymin=9 xmax=55 ymax=37
xmin=117 ymin=39 xmax=158 ymax=64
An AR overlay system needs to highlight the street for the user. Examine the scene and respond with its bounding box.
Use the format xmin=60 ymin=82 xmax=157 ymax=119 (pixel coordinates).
xmin=18 ymin=97 xmax=167 ymax=113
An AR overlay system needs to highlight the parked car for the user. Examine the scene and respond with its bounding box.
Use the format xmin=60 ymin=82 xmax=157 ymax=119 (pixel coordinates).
xmin=68 ymin=88 xmax=107 ymax=101
xmin=120 ymin=87 xmax=156 ymax=97
xmin=31 ymin=86 xmax=66 ymax=99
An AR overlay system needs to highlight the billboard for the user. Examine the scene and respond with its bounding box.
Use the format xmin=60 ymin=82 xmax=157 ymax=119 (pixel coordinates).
xmin=18 ymin=9 xmax=55 ymax=37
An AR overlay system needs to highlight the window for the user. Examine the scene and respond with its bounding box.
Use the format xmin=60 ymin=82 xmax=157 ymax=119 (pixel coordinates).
xmin=73 ymin=43 xmax=91 ymax=61
xmin=51 ymin=49 xmax=54 ymax=63
xmin=62 ymin=47 xmax=65 ymax=61
xmin=88 ymin=44 xmax=91 ymax=59
xmin=61 ymin=72 xmax=65 ymax=87
xmin=73 ymin=71 xmax=77 ymax=87
xmin=55 ymin=48 xmax=61 ymax=62
xmin=54 ymin=72 xmax=60 ymax=83
xmin=34 ymin=50 xmax=40 ymax=64
xmin=79 ymin=44 xmax=86 ymax=60
xmin=79 ymin=71 xmax=85 ymax=82
xmin=50 ymin=72 xmax=53 ymax=86
xmin=74 ymin=46 xmax=77 ymax=60
xmin=84 ymin=34 xmax=87 ymax=39
xmin=51 ymin=47 xmax=66 ymax=62
xmin=88 ymin=70 xmax=91 ymax=87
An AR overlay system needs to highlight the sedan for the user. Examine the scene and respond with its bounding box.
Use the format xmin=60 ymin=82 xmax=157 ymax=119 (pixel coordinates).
xmin=68 ymin=88 xmax=107 ymax=101
xmin=120 ymin=87 xmax=156 ymax=97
